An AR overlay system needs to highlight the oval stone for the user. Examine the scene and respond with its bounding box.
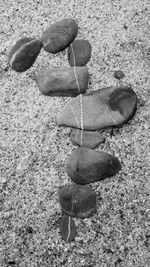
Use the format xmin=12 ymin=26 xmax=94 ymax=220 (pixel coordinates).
xmin=68 ymin=39 xmax=91 ymax=66
xmin=8 ymin=37 xmax=42 ymax=72
xmin=41 ymin=18 xmax=78 ymax=53
xmin=59 ymin=184 xmax=96 ymax=218
xmin=57 ymin=86 xmax=137 ymax=130
xmin=70 ymin=129 xmax=105 ymax=148
xmin=114 ymin=70 xmax=125 ymax=80
xmin=36 ymin=66 xmax=89 ymax=96
xmin=67 ymin=147 xmax=121 ymax=185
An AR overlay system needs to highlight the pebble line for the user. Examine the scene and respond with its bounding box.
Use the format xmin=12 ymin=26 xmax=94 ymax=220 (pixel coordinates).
xmin=70 ymin=43 xmax=84 ymax=146
xmin=55 ymin=29 xmax=84 ymax=145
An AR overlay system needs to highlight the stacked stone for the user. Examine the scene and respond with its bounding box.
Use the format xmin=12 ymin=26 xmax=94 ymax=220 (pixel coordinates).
xmin=8 ymin=18 xmax=137 ymax=243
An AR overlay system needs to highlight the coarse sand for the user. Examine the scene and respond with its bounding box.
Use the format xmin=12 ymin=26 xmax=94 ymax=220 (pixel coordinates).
xmin=0 ymin=0 xmax=150 ymax=266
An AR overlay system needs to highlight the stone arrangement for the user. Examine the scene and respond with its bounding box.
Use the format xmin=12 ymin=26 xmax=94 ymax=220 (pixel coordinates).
xmin=8 ymin=18 xmax=137 ymax=243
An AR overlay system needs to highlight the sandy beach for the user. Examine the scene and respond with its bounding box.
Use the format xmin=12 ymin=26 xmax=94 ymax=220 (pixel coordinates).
xmin=0 ymin=0 xmax=150 ymax=266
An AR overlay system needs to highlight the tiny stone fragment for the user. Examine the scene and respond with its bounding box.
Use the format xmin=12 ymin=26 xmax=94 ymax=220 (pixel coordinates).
xmin=59 ymin=215 xmax=77 ymax=243
xmin=70 ymin=129 xmax=104 ymax=148
xmin=57 ymin=86 xmax=137 ymax=130
xmin=114 ymin=70 xmax=125 ymax=80
xmin=59 ymin=184 xmax=96 ymax=218
xmin=8 ymin=37 xmax=42 ymax=72
xmin=67 ymin=147 xmax=121 ymax=185
xmin=16 ymin=152 xmax=33 ymax=174
xmin=41 ymin=18 xmax=78 ymax=53
xmin=68 ymin=39 xmax=91 ymax=66
xmin=36 ymin=66 xmax=89 ymax=96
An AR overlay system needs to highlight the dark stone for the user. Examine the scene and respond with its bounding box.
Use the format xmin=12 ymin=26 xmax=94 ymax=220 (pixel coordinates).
xmin=67 ymin=147 xmax=121 ymax=185
xmin=123 ymin=25 xmax=128 ymax=30
xmin=108 ymin=86 xmax=137 ymax=122
xmin=114 ymin=70 xmax=125 ymax=79
xmin=8 ymin=37 xmax=42 ymax=72
xmin=59 ymin=184 xmax=96 ymax=218
xmin=36 ymin=66 xmax=89 ymax=96
xmin=68 ymin=39 xmax=91 ymax=66
xmin=41 ymin=18 xmax=78 ymax=53
xmin=70 ymin=129 xmax=104 ymax=148
xmin=57 ymin=86 xmax=137 ymax=130
xmin=59 ymin=215 xmax=77 ymax=242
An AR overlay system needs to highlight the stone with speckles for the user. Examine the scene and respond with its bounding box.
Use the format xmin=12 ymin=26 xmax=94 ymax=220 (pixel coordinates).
xmin=114 ymin=70 xmax=125 ymax=80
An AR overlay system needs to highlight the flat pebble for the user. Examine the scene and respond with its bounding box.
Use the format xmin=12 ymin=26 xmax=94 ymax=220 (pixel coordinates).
xmin=57 ymin=86 xmax=137 ymax=130
xmin=36 ymin=66 xmax=89 ymax=96
xmin=68 ymin=39 xmax=91 ymax=66
xmin=67 ymin=147 xmax=121 ymax=185
xmin=59 ymin=184 xmax=96 ymax=218
xmin=41 ymin=18 xmax=78 ymax=53
xmin=70 ymin=129 xmax=105 ymax=148
xmin=59 ymin=215 xmax=77 ymax=243
xmin=8 ymin=37 xmax=42 ymax=72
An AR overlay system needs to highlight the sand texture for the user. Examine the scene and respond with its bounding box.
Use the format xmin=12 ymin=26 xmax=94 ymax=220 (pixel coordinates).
xmin=0 ymin=0 xmax=150 ymax=266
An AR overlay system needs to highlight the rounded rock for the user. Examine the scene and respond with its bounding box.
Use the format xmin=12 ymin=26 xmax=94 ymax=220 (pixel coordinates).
xmin=68 ymin=39 xmax=91 ymax=66
xmin=36 ymin=66 xmax=89 ymax=96
xmin=59 ymin=184 xmax=96 ymax=218
xmin=41 ymin=18 xmax=78 ymax=54
xmin=8 ymin=37 xmax=42 ymax=72
xmin=67 ymin=147 xmax=121 ymax=185
xmin=114 ymin=70 xmax=125 ymax=80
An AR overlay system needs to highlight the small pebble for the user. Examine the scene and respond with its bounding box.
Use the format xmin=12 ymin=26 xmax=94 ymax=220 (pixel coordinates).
xmin=59 ymin=184 xmax=96 ymax=218
xmin=59 ymin=215 xmax=77 ymax=243
xmin=114 ymin=70 xmax=125 ymax=80
xmin=41 ymin=18 xmax=78 ymax=53
xmin=70 ymin=129 xmax=104 ymax=148
xmin=8 ymin=37 xmax=42 ymax=72
xmin=67 ymin=147 xmax=121 ymax=185
xmin=36 ymin=66 xmax=89 ymax=96
xmin=68 ymin=39 xmax=91 ymax=66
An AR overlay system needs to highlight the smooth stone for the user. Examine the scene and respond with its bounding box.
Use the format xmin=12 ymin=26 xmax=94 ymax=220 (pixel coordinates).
xmin=8 ymin=37 xmax=42 ymax=72
xmin=114 ymin=70 xmax=125 ymax=80
xmin=70 ymin=129 xmax=105 ymax=148
xmin=57 ymin=86 xmax=137 ymax=130
xmin=59 ymin=184 xmax=96 ymax=218
xmin=68 ymin=39 xmax=91 ymax=66
xmin=67 ymin=147 xmax=121 ymax=185
xmin=41 ymin=18 xmax=78 ymax=53
xmin=36 ymin=66 xmax=89 ymax=96
xmin=59 ymin=215 xmax=77 ymax=243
